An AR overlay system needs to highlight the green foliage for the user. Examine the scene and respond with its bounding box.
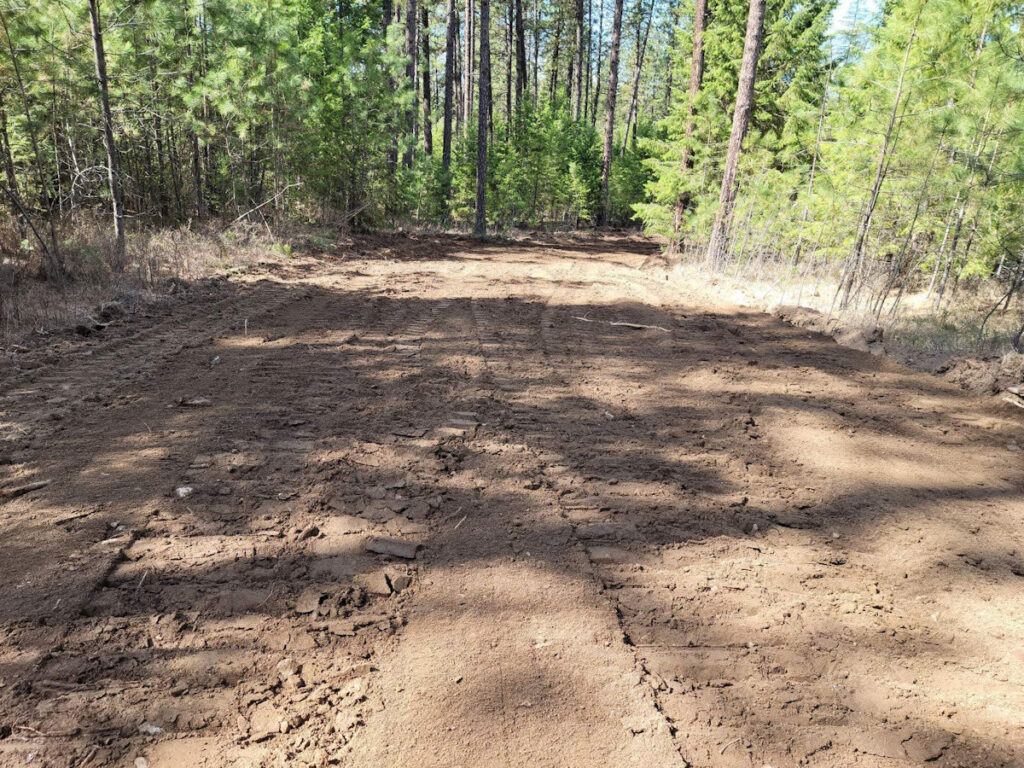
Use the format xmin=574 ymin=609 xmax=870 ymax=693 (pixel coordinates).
xmin=637 ymin=0 xmax=1024 ymax=308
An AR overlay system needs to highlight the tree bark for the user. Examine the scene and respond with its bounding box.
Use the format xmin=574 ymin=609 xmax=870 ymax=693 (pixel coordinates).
xmin=514 ymin=0 xmax=527 ymax=109
xmin=0 ymin=96 xmax=26 ymax=243
xmin=505 ymin=3 xmax=513 ymax=127
xmin=571 ymin=0 xmax=585 ymax=119
xmin=474 ymin=0 xmax=490 ymax=235
xmin=0 ymin=7 xmax=62 ymax=281
xmin=88 ymin=0 xmax=126 ymax=263
xmin=442 ymin=0 xmax=458 ymax=179
xmin=584 ymin=0 xmax=593 ymax=122
xmin=598 ymin=0 xmax=624 ymax=225
xmin=704 ymin=0 xmax=766 ymax=268
xmin=670 ymin=0 xmax=707 ymax=244
xmin=620 ymin=0 xmax=653 ymax=155
xmin=548 ymin=15 xmax=563 ymax=104
xmin=421 ymin=5 xmax=433 ymax=155
xmin=463 ymin=0 xmax=474 ymax=134
xmin=404 ymin=0 xmax=418 ymax=166
xmin=591 ymin=0 xmax=605 ymax=127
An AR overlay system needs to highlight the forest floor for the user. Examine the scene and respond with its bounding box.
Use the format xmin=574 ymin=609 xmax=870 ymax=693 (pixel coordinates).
xmin=0 ymin=233 xmax=1022 ymax=768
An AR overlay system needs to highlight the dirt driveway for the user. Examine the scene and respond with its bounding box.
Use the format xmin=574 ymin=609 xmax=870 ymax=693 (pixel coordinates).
xmin=0 ymin=234 xmax=1021 ymax=767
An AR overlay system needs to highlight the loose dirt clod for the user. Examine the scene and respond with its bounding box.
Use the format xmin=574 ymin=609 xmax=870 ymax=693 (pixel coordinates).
xmin=363 ymin=536 xmax=419 ymax=560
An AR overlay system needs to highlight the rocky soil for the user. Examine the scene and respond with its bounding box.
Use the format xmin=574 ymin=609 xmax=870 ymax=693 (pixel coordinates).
xmin=0 ymin=233 xmax=1021 ymax=767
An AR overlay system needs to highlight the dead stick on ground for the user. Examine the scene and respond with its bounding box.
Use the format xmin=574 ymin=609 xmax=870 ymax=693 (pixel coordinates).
xmin=0 ymin=479 xmax=51 ymax=499
xmin=572 ymin=315 xmax=671 ymax=332
xmin=720 ymin=737 xmax=742 ymax=755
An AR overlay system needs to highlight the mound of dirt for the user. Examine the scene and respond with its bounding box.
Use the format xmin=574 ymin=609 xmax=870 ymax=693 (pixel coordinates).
xmin=774 ymin=305 xmax=885 ymax=355
xmin=937 ymin=352 xmax=1024 ymax=396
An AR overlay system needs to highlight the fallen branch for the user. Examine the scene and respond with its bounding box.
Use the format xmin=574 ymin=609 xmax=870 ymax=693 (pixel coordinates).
xmin=572 ymin=315 xmax=671 ymax=332
xmin=232 ymin=182 xmax=302 ymax=224
xmin=1003 ymin=395 xmax=1024 ymax=410
xmin=0 ymin=479 xmax=51 ymax=499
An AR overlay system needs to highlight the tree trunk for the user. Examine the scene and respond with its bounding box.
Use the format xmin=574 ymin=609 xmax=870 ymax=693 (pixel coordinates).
xmin=0 ymin=97 xmax=26 ymax=243
xmin=474 ymin=0 xmax=491 ymax=235
xmin=548 ymin=16 xmax=562 ymax=104
xmin=670 ymin=0 xmax=707 ymax=244
xmin=598 ymin=0 xmax=624 ymax=226
xmin=505 ymin=3 xmax=513 ymax=127
xmin=0 ymin=7 xmax=62 ymax=282
xmin=514 ymin=0 xmax=527 ymax=109
xmin=442 ymin=0 xmax=458 ymax=181
xmin=404 ymin=0 xmax=418 ymax=166
xmin=571 ymin=0 xmax=584 ymax=119
xmin=87 ymin=0 xmax=126 ymax=263
xmin=591 ymin=0 xmax=604 ymax=127
xmin=839 ymin=2 xmax=922 ymax=307
xmin=704 ymin=0 xmax=766 ymax=268
xmin=584 ymin=0 xmax=593 ymax=122
xmin=463 ymin=0 xmax=474 ymax=134
xmin=620 ymin=0 xmax=653 ymax=156
xmin=421 ymin=5 xmax=433 ymax=155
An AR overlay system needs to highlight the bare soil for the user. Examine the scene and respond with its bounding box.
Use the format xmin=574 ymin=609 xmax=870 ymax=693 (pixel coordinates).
xmin=0 ymin=234 xmax=1021 ymax=768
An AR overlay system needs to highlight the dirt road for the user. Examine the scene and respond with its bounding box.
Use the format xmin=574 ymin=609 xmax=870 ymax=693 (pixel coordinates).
xmin=0 ymin=234 xmax=1021 ymax=767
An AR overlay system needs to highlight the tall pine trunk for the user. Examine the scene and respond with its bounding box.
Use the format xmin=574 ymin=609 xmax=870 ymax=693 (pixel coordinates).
xmin=421 ymin=6 xmax=433 ymax=155
xmin=404 ymin=0 xmax=418 ymax=167
xmin=88 ymin=0 xmax=125 ymax=263
xmin=704 ymin=0 xmax=765 ymax=267
xmin=474 ymin=0 xmax=490 ymax=235
xmin=620 ymin=0 xmax=652 ymax=155
xmin=670 ymin=0 xmax=707 ymax=245
xmin=514 ymin=0 xmax=527 ymax=109
xmin=0 ymin=97 xmax=26 ymax=243
xmin=591 ymin=0 xmax=604 ymax=127
xmin=571 ymin=0 xmax=584 ymax=119
xmin=598 ymin=0 xmax=624 ymax=225
xmin=442 ymin=0 xmax=457 ymax=184
xmin=463 ymin=0 xmax=474 ymax=134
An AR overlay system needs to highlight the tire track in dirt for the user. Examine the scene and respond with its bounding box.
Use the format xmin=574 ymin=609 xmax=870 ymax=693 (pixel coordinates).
xmin=343 ymin=287 xmax=683 ymax=767
xmin=0 ymin=270 xmax=463 ymax=766
xmin=1 ymin=236 xmax=1021 ymax=768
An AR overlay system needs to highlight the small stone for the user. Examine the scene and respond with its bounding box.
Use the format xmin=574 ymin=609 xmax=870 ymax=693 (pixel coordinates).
xmin=276 ymin=658 xmax=302 ymax=680
xmin=178 ymin=397 xmax=212 ymax=407
xmin=586 ymin=545 xmax=632 ymax=564
xmin=98 ymin=301 xmax=126 ymax=320
xmin=175 ymin=486 xmax=194 ymax=499
xmin=389 ymin=574 xmax=412 ymax=592
xmin=354 ymin=571 xmax=393 ymax=596
xmin=248 ymin=701 xmax=282 ymax=741
xmin=364 ymin=536 xmax=419 ymax=559
xmin=295 ymin=588 xmax=325 ymax=614
xmin=134 ymin=759 xmax=149 ymax=768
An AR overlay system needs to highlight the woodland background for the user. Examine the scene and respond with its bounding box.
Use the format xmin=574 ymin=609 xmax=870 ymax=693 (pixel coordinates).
xmin=1 ymin=0 xmax=1022 ymax=350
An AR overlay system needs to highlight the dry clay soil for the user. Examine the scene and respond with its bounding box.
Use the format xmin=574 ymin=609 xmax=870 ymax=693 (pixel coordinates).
xmin=0 ymin=234 xmax=1022 ymax=768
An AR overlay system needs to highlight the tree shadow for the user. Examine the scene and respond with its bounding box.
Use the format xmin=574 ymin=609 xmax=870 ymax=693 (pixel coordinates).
xmin=0 ymin=234 xmax=1020 ymax=766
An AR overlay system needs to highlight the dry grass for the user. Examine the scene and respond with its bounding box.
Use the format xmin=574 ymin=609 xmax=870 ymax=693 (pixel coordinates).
xmin=0 ymin=215 xmax=291 ymax=346
xmin=658 ymin=254 xmax=1024 ymax=381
